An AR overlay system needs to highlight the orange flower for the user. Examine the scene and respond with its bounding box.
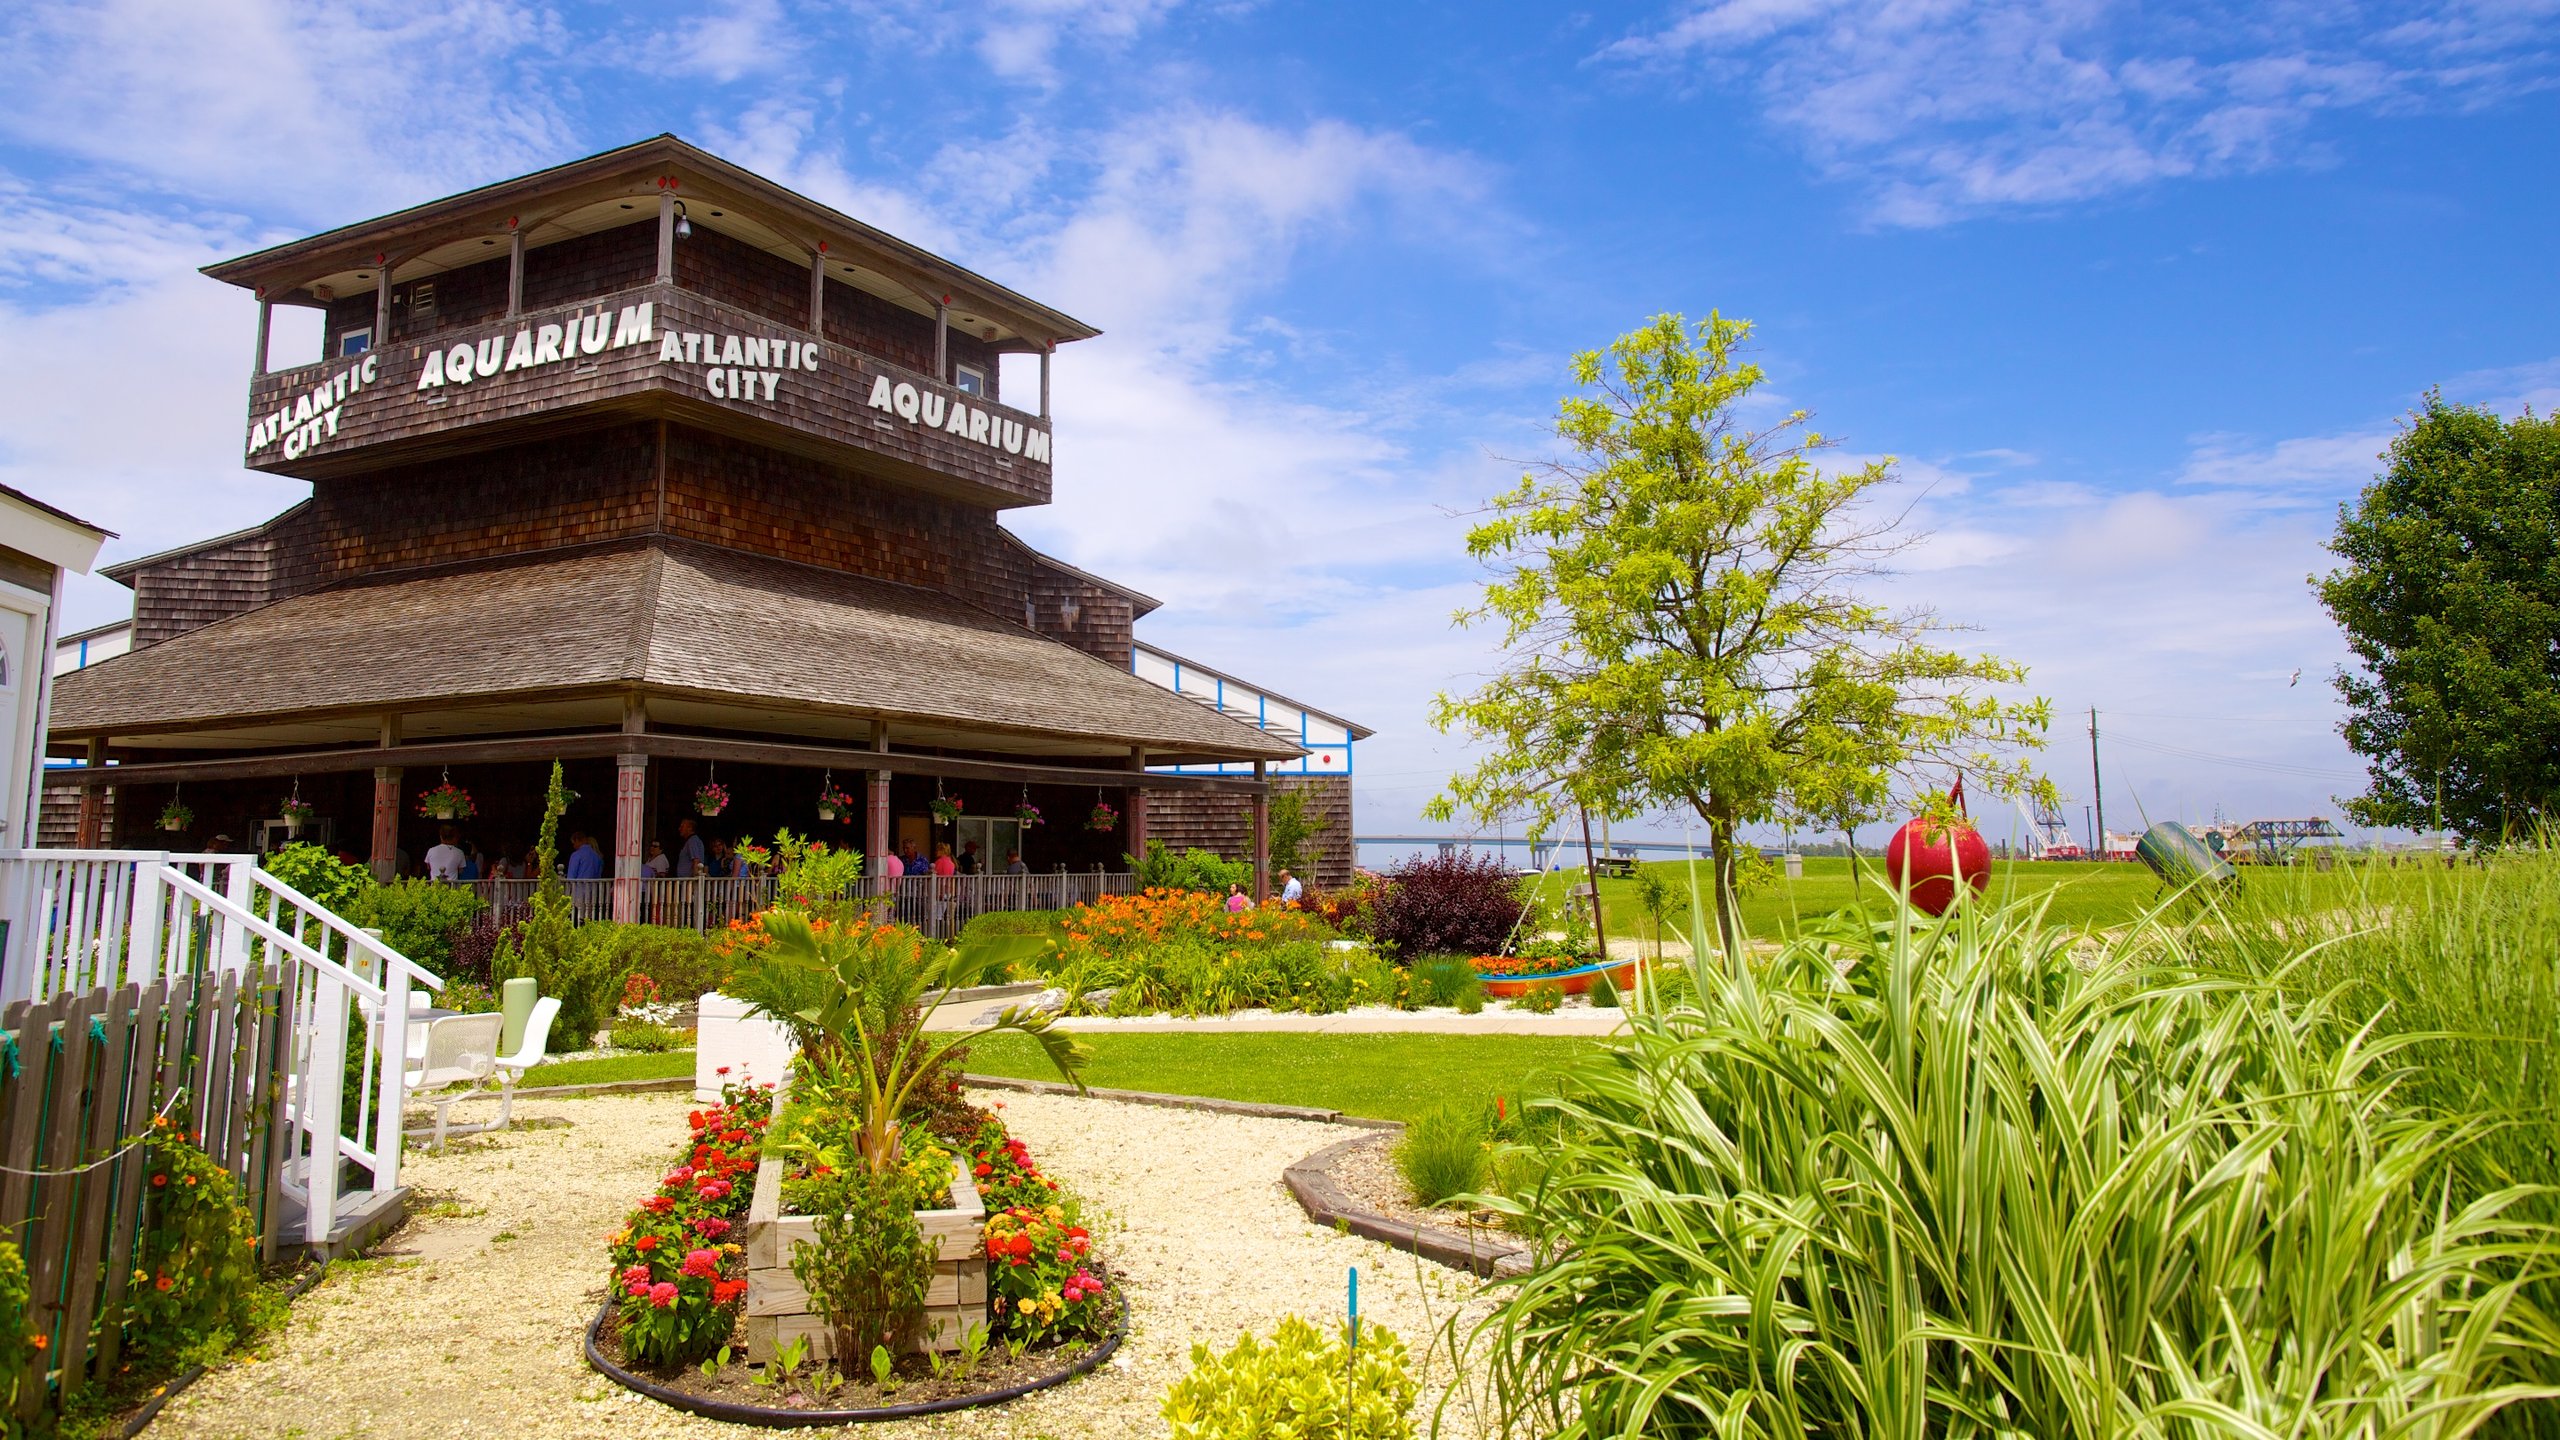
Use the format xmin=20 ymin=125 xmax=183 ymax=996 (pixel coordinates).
xmin=154 ymin=1275 xmax=173 ymax=1292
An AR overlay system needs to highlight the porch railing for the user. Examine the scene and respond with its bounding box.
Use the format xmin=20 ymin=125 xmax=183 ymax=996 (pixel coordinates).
xmin=450 ymin=871 xmax=1137 ymax=937
xmin=0 ymin=850 xmax=441 ymax=1249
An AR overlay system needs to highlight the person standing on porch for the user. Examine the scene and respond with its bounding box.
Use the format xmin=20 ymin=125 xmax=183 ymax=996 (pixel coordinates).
xmin=566 ymin=830 xmax=606 ymax=880
xmin=675 ymin=818 xmax=707 ymax=877
xmin=425 ymin=825 xmax=467 ymax=882
xmin=877 ymin=847 xmax=903 ymax=879
xmin=958 ymin=840 xmax=982 ymax=875
xmin=1005 ymin=850 xmax=1027 ymax=875
xmin=645 ymin=838 xmax=671 ymax=877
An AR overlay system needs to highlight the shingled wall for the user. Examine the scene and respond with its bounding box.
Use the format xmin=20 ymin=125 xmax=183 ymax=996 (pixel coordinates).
xmin=1145 ymin=774 xmax=1356 ymax=892
xmin=127 ymin=422 xmax=1136 ymax=667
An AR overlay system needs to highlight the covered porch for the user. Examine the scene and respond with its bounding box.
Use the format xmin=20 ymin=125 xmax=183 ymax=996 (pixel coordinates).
xmin=47 ymin=539 xmax=1301 ymax=928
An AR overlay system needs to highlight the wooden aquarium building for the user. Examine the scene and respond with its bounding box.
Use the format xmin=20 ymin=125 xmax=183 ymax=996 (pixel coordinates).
xmin=46 ymin=136 xmax=1362 ymax=921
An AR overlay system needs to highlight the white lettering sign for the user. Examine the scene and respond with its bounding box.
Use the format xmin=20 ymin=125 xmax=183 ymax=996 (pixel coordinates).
xmin=659 ymin=331 xmax=820 ymax=407
xmin=865 ymin=373 xmax=1048 ymax=463
xmin=246 ymin=352 xmax=381 ymax=459
xmin=414 ymin=303 xmax=654 ymax=392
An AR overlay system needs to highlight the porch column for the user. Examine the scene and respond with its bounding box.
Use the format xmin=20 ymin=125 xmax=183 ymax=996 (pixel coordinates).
xmin=1123 ymin=747 xmax=1149 ymax=860
xmin=809 ymin=250 xmax=827 ymax=332
xmin=613 ymin=753 xmax=647 ymax=923
xmin=867 ymin=774 xmax=891 ymax=873
xmin=370 ymin=768 xmax=402 ymax=881
xmin=373 ymin=257 xmax=392 ymax=349
xmin=253 ymin=298 xmax=273 ymax=378
xmin=933 ymin=299 xmax=948 ymax=380
xmin=656 ymin=190 xmax=677 ymax=284
xmin=370 ymin=715 xmax=402 ymax=881
xmin=1039 ymin=343 xmax=1051 ymax=419
xmin=1251 ymin=761 xmax=1270 ymax=903
xmin=75 ymin=738 xmax=108 ymax=848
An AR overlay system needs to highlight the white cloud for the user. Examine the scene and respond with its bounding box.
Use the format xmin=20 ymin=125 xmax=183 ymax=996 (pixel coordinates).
xmin=1605 ymin=0 xmax=2560 ymax=224
xmin=0 ymin=0 xmax=575 ymax=224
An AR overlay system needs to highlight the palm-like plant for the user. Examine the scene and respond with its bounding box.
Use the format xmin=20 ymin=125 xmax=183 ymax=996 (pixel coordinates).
xmin=738 ymin=912 xmax=1084 ymax=1177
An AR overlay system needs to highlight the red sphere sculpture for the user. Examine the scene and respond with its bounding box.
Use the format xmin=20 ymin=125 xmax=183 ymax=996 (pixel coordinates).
xmin=1884 ymin=815 xmax=1993 ymax=916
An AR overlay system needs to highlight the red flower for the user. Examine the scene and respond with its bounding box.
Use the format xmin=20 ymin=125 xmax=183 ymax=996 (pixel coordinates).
xmin=634 ymin=1236 xmax=659 ymax=1252
xmin=974 ymin=1163 xmax=993 ymax=1177
xmin=154 ymin=1276 xmax=173 ymax=1292
xmin=639 ymin=1196 xmax=675 ymax=1215
xmin=625 ymin=1278 xmax=650 ymax=1297
xmin=681 ymin=1248 xmax=721 ymax=1280
xmin=715 ymin=1066 xmax=731 ymax=1076
xmin=649 ymin=1282 xmax=678 ymax=1309
xmin=712 ymin=1278 xmax=747 ymax=1305
xmin=693 ymin=1217 xmax=732 ymax=1240
xmin=621 ymin=1264 xmax=650 ymax=1286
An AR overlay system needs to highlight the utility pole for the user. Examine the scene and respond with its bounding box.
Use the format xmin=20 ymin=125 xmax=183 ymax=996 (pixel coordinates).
xmin=2089 ymin=707 xmax=2107 ymax=860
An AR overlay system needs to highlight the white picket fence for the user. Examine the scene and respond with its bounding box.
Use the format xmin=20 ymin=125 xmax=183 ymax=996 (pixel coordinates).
xmin=0 ymin=850 xmax=441 ymax=1247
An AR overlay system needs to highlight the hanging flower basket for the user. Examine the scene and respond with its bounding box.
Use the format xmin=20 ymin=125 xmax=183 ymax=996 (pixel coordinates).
xmin=930 ymin=794 xmax=964 ymax=827
xmin=415 ymin=781 xmax=477 ymax=821
xmin=278 ymin=798 xmax=317 ymax=833
xmin=1087 ymin=801 xmax=1119 ymax=833
xmin=1015 ymin=802 xmax=1044 ymax=828
xmin=695 ymin=781 xmax=731 ymax=818
xmin=158 ymin=799 xmax=193 ymax=833
xmin=816 ymin=783 xmax=856 ymax=823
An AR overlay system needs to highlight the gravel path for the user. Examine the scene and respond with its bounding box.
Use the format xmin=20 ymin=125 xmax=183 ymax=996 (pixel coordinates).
xmin=155 ymin=1090 xmax=1498 ymax=1439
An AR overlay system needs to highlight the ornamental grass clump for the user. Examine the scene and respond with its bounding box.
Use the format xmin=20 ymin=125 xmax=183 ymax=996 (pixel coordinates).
xmin=1463 ymin=896 xmax=2560 ymax=1439
xmin=1164 ymin=1315 xmax=1416 ymax=1440
xmin=1395 ymin=1099 xmax=1490 ymax=1207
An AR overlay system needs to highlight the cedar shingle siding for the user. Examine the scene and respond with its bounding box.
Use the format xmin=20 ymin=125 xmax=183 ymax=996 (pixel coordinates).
xmin=1146 ymin=775 xmax=1357 ymax=892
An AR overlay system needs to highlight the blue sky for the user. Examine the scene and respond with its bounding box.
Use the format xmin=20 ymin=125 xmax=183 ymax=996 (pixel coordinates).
xmin=6 ymin=0 xmax=2557 ymax=847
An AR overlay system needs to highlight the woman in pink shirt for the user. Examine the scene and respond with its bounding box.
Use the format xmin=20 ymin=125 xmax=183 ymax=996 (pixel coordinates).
xmin=932 ymin=845 xmax=957 ymax=878
xmin=1225 ymin=883 xmax=1249 ymax=913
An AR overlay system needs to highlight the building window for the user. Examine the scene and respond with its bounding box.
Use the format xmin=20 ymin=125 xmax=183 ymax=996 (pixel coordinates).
xmin=953 ymin=362 xmax=987 ymax=396
xmin=338 ymin=327 xmax=372 ymax=357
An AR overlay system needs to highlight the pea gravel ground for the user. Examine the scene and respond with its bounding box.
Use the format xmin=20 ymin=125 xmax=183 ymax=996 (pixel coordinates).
xmin=154 ymin=1089 xmax=1500 ymax=1440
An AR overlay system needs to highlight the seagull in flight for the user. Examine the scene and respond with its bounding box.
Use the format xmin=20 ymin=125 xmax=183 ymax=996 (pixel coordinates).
xmin=2288 ymin=668 xmax=2301 ymax=687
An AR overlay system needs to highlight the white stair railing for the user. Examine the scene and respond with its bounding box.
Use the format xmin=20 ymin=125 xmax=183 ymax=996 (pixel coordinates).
xmin=0 ymin=849 xmax=442 ymax=1244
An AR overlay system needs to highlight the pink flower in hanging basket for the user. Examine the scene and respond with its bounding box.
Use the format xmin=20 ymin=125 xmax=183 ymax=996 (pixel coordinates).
xmin=694 ymin=781 xmax=730 ymax=816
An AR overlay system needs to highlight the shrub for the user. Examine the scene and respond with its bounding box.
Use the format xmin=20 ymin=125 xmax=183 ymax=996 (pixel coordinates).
xmin=1129 ymin=839 xmax=1251 ymax=894
xmin=1163 ymin=1315 xmax=1416 ymax=1440
xmin=585 ymin=923 xmax=729 ymax=1005
xmin=1364 ymin=851 xmax=1528 ymax=958
xmin=983 ymin=1203 xmax=1106 ymax=1343
xmin=1508 ymin=980 xmax=1564 ymax=1014
xmin=0 ymin=1240 xmax=30 ymax=1414
xmin=130 ymin=1119 xmax=268 ymax=1369
xmin=610 ymin=1019 xmax=685 ymax=1053
xmin=357 ymin=877 xmax=485 ymax=971
xmin=1410 ymin=956 xmax=1484 ymax=1009
xmin=446 ymin=903 xmax=527 ymax=985
xmin=1465 ymin=904 xmax=2560 ymax=1438
xmin=1396 ymin=1101 xmax=1490 ymax=1206
xmin=793 ymin=1167 xmax=934 ymax=1359
xmin=490 ymin=909 xmax=623 ymax=1047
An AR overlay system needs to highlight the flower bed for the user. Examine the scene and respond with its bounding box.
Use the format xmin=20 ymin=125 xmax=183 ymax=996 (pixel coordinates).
xmin=601 ymin=1081 xmax=769 ymax=1369
xmin=1470 ymin=954 xmax=1635 ymax=998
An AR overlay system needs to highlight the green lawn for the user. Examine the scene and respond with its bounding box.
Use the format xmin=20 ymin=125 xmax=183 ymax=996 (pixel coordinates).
xmin=1532 ymin=854 xmax=2429 ymax=946
xmin=963 ymin=1031 xmax=1600 ymax=1124
xmin=521 ymin=1049 xmax=695 ymax=1088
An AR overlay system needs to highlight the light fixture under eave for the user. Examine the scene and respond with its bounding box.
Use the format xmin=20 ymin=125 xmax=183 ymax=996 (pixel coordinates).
xmin=673 ymin=200 xmax=693 ymax=240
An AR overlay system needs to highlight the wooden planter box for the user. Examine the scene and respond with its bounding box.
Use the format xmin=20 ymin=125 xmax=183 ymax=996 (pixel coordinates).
xmin=740 ymin=1153 xmax=987 ymax=1361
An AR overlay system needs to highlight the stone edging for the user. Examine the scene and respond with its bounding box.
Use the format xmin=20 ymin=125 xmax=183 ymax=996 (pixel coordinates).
xmin=511 ymin=1075 xmax=696 ymax=1100
xmin=959 ymin=1073 xmax=1527 ymax=1277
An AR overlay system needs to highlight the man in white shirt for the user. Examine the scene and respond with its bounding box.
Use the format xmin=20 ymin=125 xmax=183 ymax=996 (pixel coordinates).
xmin=1278 ymin=868 xmax=1304 ymax=904
xmin=425 ymin=825 xmax=468 ymax=882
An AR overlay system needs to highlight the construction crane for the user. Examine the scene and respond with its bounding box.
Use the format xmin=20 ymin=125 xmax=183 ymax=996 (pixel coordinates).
xmin=2230 ymin=817 xmax=2343 ymax=864
xmin=2012 ymin=796 xmax=2085 ymax=860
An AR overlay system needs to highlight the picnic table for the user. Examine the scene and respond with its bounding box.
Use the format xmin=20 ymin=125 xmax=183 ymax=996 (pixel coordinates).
xmin=1591 ymin=855 xmax=1639 ymax=879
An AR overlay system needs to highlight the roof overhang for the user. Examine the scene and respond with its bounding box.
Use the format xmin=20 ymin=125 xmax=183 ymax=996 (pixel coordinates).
xmin=203 ymin=135 xmax=1099 ymax=351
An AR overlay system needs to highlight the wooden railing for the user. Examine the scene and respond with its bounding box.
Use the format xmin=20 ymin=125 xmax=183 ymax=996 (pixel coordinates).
xmin=0 ymin=968 xmax=292 ymax=1422
xmin=451 ymin=871 xmax=1137 ymax=937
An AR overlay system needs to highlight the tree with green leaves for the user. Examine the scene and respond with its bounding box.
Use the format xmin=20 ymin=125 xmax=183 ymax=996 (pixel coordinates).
xmin=2317 ymin=396 xmax=2560 ymax=842
xmin=1429 ymin=313 xmax=2052 ymax=956
xmin=1265 ymin=788 xmax=1327 ymax=878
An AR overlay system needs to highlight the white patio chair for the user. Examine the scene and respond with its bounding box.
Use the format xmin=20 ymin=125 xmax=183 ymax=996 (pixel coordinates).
xmin=488 ymin=996 xmax=562 ymax=1132
xmin=403 ymin=1013 xmax=505 ymax=1152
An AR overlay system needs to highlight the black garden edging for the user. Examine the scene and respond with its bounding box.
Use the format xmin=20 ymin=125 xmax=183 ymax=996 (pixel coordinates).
xmin=582 ymin=1291 xmax=1128 ymax=1427
xmin=959 ymin=1073 xmax=1529 ymax=1279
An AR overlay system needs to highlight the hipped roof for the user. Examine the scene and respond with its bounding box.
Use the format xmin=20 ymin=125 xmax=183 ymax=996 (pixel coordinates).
xmin=51 ymin=540 xmax=1300 ymax=761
